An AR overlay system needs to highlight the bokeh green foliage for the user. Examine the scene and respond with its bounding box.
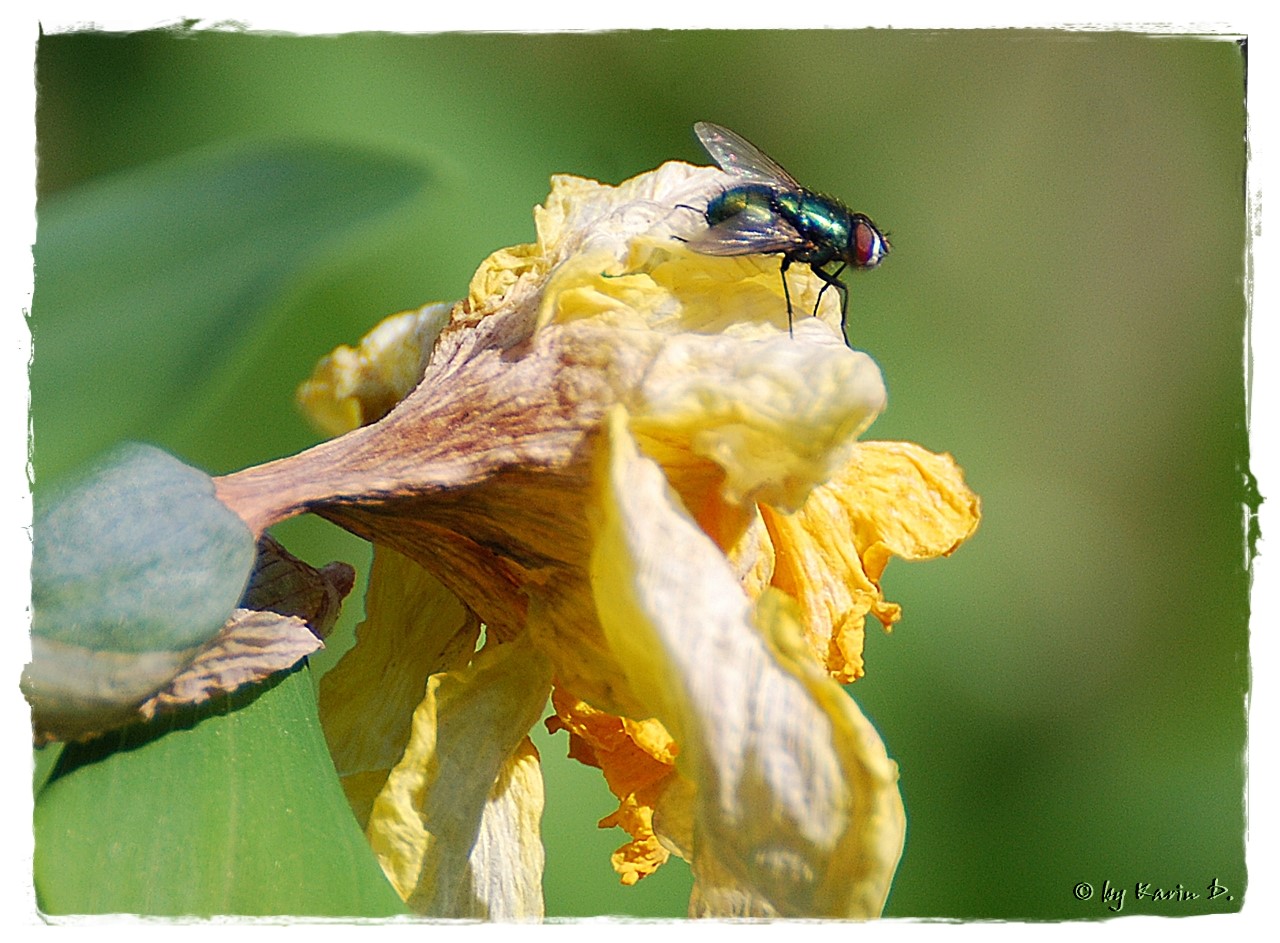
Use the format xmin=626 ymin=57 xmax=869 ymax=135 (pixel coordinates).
xmin=32 ymin=28 xmax=1249 ymax=918
xmin=29 ymin=138 xmax=429 ymax=915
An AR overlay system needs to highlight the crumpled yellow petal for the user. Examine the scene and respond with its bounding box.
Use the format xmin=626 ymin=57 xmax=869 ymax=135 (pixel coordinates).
xmin=318 ymin=545 xmax=480 ymax=827
xmin=713 ymin=504 xmax=776 ymax=599
xmin=624 ymin=322 xmax=886 ymax=513
xmin=365 ymin=632 xmax=553 ymax=917
xmin=763 ymin=440 xmax=982 ymax=681
xmin=589 ymin=406 xmax=905 ymax=917
xmin=545 ymin=686 xmax=678 ymax=885
xmin=297 ymin=302 xmax=452 ymax=437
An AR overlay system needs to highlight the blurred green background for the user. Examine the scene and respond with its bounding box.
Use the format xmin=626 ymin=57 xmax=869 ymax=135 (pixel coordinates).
xmin=32 ymin=28 xmax=1249 ymax=918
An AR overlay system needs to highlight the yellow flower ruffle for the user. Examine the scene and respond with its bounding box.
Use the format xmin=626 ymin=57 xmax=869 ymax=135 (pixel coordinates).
xmin=297 ymin=302 xmax=452 ymax=437
xmin=545 ymin=687 xmax=679 ymax=886
xmin=763 ymin=440 xmax=981 ymax=682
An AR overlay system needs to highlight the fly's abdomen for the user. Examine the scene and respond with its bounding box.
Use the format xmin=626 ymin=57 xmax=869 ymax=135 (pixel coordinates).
xmin=705 ymin=183 xmax=778 ymax=226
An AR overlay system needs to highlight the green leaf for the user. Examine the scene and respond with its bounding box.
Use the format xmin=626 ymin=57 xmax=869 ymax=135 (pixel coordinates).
xmin=31 ymin=139 xmax=429 ymax=482
xmin=25 ymin=443 xmax=257 ymax=742
xmin=34 ymin=665 xmax=409 ymax=916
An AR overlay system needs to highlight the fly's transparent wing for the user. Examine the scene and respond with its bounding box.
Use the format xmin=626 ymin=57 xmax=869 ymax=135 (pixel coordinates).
xmin=680 ymin=202 xmax=808 ymax=257
xmin=694 ymin=122 xmax=801 ymax=189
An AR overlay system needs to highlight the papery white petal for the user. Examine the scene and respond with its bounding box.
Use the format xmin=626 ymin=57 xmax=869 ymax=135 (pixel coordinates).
xmin=364 ymin=633 xmax=552 ymax=917
xmin=589 ymin=407 xmax=904 ymax=918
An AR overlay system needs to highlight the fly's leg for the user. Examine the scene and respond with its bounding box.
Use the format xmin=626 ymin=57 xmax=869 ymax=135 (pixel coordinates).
xmin=811 ymin=263 xmax=849 ymax=334
xmin=780 ymin=255 xmax=795 ymax=337
xmin=812 ymin=263 xmax=848 ymax=315
xmin=670 ymin=203 xmax=708 ymax=245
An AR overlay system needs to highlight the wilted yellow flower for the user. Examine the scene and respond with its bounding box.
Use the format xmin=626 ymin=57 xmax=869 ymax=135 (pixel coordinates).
xmin=216 ymin=157 xmax=979 ymax=919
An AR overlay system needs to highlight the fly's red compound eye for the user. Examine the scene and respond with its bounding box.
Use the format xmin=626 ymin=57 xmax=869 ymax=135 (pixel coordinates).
xmin=854 ymin=219 xmax=889 ymax=268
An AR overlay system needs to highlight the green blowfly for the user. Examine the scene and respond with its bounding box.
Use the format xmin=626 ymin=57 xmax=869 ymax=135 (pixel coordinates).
xmin=680 ymin=121 xmax=890 ymax=336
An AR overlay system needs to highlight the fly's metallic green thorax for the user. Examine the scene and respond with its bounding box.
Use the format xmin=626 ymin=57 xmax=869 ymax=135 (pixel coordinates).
xmin=681 ymin=121 xmax=890 ymax=338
